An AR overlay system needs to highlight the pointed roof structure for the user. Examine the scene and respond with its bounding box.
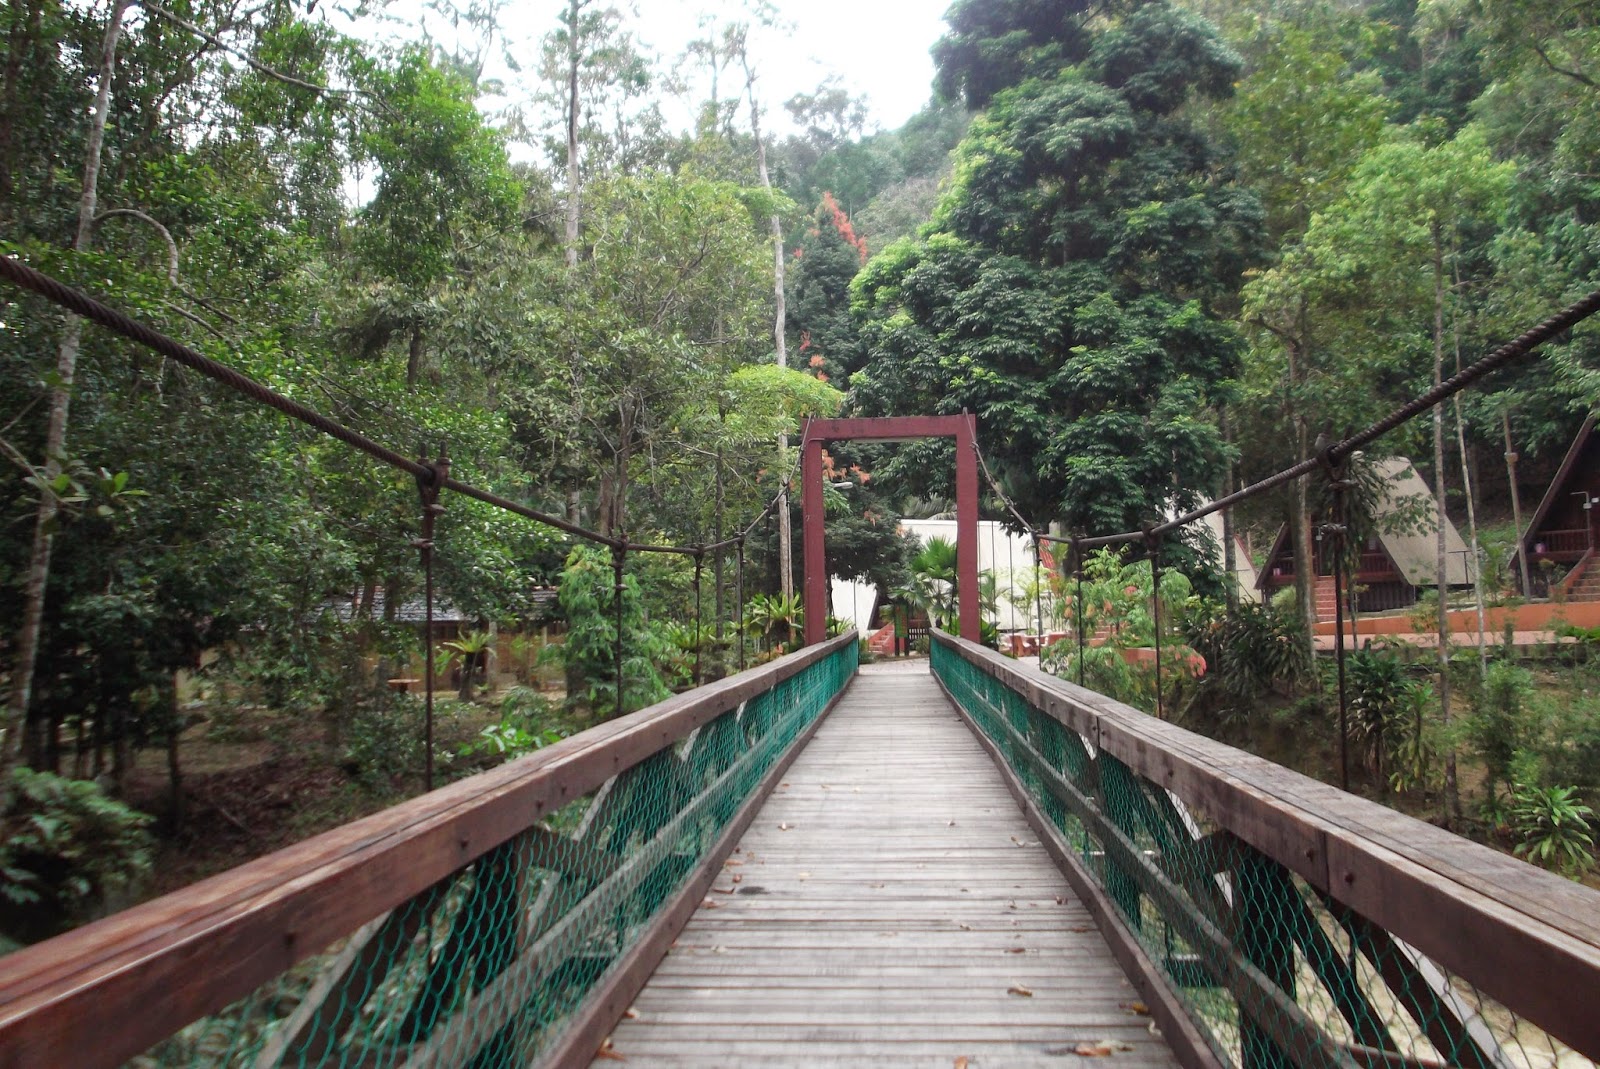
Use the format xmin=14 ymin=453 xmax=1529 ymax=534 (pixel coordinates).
xmin=1256 ymin=456 xmax=1472 ymax=589
xmin=1520 ymin=414 xmax=1598 ymax=558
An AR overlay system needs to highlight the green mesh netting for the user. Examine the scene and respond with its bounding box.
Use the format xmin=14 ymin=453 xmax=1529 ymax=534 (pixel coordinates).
xmin=130 ymin=641 xmax=856 ymax=1069
xmin=931 ymin=639 xmax=1592 ymax=1069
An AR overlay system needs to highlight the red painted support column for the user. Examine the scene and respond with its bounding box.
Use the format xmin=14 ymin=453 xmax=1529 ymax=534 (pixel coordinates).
xmin=801 ymin=426 xmax=828 ymax=646
xmin=956 ymin=413 xmax=980 ymax=643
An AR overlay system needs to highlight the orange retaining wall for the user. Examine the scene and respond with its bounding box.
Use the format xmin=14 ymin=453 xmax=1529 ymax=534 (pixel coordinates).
xmin=1314 ymin=600 xmax=1600 ymax=637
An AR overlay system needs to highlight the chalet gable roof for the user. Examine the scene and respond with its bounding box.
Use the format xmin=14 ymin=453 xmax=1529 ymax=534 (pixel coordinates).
xmin=1255 ymin=456 xmax=1470 ymax=588
xmin=1521 ymin=414 xmax=1597 ymax=552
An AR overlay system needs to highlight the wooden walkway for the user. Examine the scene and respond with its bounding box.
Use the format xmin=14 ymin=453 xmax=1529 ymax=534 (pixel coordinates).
xmin=591 ymin=659 xmax=1183 ymax=1067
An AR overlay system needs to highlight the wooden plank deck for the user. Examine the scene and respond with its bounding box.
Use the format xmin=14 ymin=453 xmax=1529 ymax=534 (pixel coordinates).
xmin=590 ymin=659 xmax=1184 ymax=1068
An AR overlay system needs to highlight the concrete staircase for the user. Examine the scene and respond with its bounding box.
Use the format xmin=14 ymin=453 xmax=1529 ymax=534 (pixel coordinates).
xmin=865 ymin=623 xmax=898 ymax=656
xmin=1314 ymin=575 xmax=1339 ymax=622
xmin=1568 ymin=557 xmax=1600 ymax=602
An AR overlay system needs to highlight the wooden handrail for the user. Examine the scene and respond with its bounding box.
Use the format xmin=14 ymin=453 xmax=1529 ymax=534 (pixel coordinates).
xmin=932 ymin=630 xmax=1600 ymax=1061
xmin=0 ymin=632 xmax=857 ymax=1069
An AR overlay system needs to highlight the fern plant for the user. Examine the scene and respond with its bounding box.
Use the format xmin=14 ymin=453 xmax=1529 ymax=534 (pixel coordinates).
xmin=1 ymin=768 xmax=154 ymax=941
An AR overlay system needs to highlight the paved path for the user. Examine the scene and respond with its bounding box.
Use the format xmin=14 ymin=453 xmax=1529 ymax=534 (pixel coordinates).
xmin=592 ymin=660 xmax=1181 ymax=1068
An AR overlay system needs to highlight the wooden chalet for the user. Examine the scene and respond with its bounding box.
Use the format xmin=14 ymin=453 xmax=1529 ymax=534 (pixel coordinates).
xmin=1257 ymin=457 xmax=1471 ymax=621
xmin=1520 ymin=415 xmax=1600 ymax=599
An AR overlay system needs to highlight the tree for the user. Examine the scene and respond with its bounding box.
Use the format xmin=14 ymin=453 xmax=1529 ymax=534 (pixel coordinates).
xmin=346 ymin=46 xmax=520 ymax=388
xmin=500 ymin=173 xmax=775 ymax=538
xmin=854 ymin=2 xmax=1260 ymax=537
xmin=1248 ymin=124 xmax=1514 ymax=819
xmin=3 ymin=1 xmax=131 ymax=805
xmin=932 ymin=0 xmax=1109 ymax=109
xmin=789 ymin=193 xmax=868 ymax=381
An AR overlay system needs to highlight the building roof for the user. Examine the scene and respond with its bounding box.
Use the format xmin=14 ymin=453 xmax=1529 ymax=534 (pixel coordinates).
xmin=1521 ymin=414 xmax=1597 ymax=551
xmin=1256 ymin=456 xmax=1471 ymax=588
xmin=1371 ymin=457 xmax=1472 ymax=586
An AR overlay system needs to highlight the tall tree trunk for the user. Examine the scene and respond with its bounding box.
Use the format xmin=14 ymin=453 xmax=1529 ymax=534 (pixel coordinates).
xmin=406 ymin=321 xmax=424 ymax=388
xmin=714 ymin=413 xmax=726 ymax=639
xmin=563 ymin=0 xmax=583 ymax=269
xmin=741 ymin=49 xmax=792 ymax=600
xmin=2 ymin=1 xmax=129 ymax=808
xmin=1451 ymin=297 xmax=1488 ymax=678
xmin=1504 ymin=412 xmax=1533 ymax=597
xmin=166 ymin=676 xmax=184 ymax=833
xmin=1431 ymin=229 xmax=1459 ymax=824
xmin=1292 ymin=436 xmax=1315 ymax=659
xmin=1220 ymin=410 xmax=1238 ymax=611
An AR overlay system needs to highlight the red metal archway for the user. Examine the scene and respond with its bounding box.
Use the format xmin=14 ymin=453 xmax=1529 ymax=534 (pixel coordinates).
xmin=800 ymin=415 xmax=980 ymax=645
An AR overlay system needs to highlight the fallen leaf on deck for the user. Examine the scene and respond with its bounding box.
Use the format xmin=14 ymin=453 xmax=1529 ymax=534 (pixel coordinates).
xmin=1122 ymin=1001 xmax=1150 ymax=1016
xmin=958 ymin=922 xmax=973 ymax=931
xmin=1071 ymin=1040 xmax=1134 ymax=1057
xmin=1007 ymin=946 xmax=1026 ymax=954
xmin=1068 ymin=926 xmax=1091 ymax=933
xmin=1008 ymin=984 xmax=1034 ymax=997
xmin=955 ymin=1058 xmax=970 ymax=1069
xmin=701 ymin=898 xmax=721 ymax=909
xmin=1010 ymin=836 xmax=1027 ymax=847
xmin=711 ymin=887 xmax=734 ymax=894
xmin=947 ymin=820 xmax=957 ymax=827
xmin=732 ymin=874 xmax=743 ymax=883
xmin=798 ymin=871 xmax=812 ymax=879
xmin=595 ymin=1037 xmax=627 ymax=1061
xmin=779 ymin=822 xmax=791 ymax=831
xmin=623 ymin=1008 xmax=640 ymax=1020
xmin=724 ymin=858 xmax=744 ymax=867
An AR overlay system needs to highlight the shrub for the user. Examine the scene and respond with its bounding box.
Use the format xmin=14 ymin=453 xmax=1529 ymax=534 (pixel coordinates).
xmin=1511 ymin=782 xmax=1596 ymax=879
xmin=342 ymin=696 xmax=427 ymax=791
xmin=1464 ymin=660 xmax=1536 ymax=800
xmin=459 ymin=686 xmax=567 ymax=762
xmin=1 ymin=768 xmax=154 ymax=942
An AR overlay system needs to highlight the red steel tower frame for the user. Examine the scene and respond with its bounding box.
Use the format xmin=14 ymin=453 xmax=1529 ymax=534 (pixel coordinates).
xmin=799 ymin=415 xmax=980 ymax=645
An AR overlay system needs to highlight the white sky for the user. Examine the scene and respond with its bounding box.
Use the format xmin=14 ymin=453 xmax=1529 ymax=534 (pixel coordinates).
xmin=341 ymin=0 xmax=950 ymax=144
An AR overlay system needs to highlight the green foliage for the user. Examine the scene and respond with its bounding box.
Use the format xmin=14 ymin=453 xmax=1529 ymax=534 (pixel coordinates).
xmin=554 ymin=546 xmax=671 ymax=717
xmin=342 ymin=697 xmax=428 ymax=792
xmin=1041 ymin=548 xmax=1200 ymax=713
xmin=458 ymin=687 xmax=565 ymax=762
xmin=857 ymin=3 xmax=1260 ymax=534
xmin=1465 ymin=660 xmax=1537 ymax=798
xmin=933 ymin=0 xmax=1104 ymax=109
xmin=1183 ymin=597 xmax=1310 ymax=728
xmin=896 ymin=536 xmax=960 ymax=627
xmin=745 ymin=592 xmax=805 ymax=650
xmin=1344 ymin=646 xmax=1434 ymax=792
xmin=0 ymin=768 xmax=154 ymax=941
xmin=1511 ymin=783 xmax=1596 ymax=878
xmin=438 ymin=629 xmax=496 ymax=701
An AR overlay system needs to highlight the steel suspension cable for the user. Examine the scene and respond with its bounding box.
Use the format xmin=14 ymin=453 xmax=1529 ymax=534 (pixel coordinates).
xmin=0 ymin=255 xmax=798 ymax=562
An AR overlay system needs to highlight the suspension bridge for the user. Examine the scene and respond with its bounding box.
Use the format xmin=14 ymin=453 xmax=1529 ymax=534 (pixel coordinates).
xmin=1 ymin=263 xmax=1600 ymax=1069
